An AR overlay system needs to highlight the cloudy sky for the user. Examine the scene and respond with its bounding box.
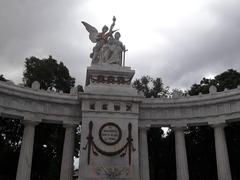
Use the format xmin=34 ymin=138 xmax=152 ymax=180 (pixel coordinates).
xmin=1 ymin=0 xmax=240 ymax=89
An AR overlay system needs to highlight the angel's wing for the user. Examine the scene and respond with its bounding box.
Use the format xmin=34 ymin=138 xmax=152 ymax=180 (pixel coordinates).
xmin=82 ymin=21 xmax=98 ymax=43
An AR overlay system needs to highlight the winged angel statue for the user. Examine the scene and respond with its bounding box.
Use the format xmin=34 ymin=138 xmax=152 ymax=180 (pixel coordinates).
xmin=82 ymin=16 xmax=126 ymax=65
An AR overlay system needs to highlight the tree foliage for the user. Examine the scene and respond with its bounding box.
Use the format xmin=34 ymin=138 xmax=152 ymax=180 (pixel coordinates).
xmin=23 ymin=56 xmax=75 ymax=93
xmin=185 ymin=126 xmax=217 ymax=180
xmin=0 ymin=56 xmax=80 ymax=180
xmin=133 ymin=76 xmax=169 ymax=98
xmin=31 ymin=123 xmax=65 ymax=180
xmin=0 ymin=118 xmax=23 ymax=180
xmin=22 ymin=56 xmax=79 ymax=179
xmin=0 ymin=74 xmax=7 ymax=82
xmin=225 ymin=122 xmax=240 ymax=179
xmin=133 ymin=76 xmax=175 ymax=180
xmin=188 ymin=69 xmax=240 ymax=95
xmin=148 ymin=128 xmax=176 ymax=180
xmin=186 ymin=69 xmax=240 ymax=180
xmin=134 ymin=70 xmax=240 ymax=180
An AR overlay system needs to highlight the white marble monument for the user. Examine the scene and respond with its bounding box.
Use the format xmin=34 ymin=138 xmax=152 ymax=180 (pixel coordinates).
xmin=1 ymin=16 xmax=239 ymax=180
xmin=79 ymin=17 xmax=141 ymax=180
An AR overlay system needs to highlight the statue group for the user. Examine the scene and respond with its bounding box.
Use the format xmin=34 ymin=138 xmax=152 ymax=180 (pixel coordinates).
xmin=82 ymin=16 xmax=126 ymax=66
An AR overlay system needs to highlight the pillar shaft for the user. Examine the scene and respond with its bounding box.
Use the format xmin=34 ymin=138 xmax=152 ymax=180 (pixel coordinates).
xmin=16 ymin=121 xmax=37 ymax=180
xmin=139 ymin=128 xmax=150 ymax=180
xmin=213 ymin=124 xmax=232 ymax=180
xmin=174 ymin=127 xmax=189 ymax=180
xmin=60 ymin=124 xmax=75 ymax=180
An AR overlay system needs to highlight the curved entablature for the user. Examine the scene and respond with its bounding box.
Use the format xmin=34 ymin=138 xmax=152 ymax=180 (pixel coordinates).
xmin=140 ymin=87 xmax=240 ymax=128
xmin=0 ymin=81 xmax=81 ymax=125
xmin=1 ymin=79 xmax=240 ymax=127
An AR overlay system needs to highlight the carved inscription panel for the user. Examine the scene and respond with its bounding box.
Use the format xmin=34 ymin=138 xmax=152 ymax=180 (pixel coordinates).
xmin=99 ymin=122 xmax=122 ymax=145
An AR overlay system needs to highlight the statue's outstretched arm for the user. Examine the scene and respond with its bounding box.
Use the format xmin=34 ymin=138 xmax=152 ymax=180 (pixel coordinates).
xmin=109 ymin=16 xmax=116 ymax=33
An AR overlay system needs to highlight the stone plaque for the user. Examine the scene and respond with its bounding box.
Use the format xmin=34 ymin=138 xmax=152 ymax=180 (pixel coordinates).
xmin=99 ymin=122 xmax=122 ymax=145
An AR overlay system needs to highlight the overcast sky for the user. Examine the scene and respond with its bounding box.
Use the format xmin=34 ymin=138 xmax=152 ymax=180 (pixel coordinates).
xmin=1 ymin=0 xmax=240 ymax=89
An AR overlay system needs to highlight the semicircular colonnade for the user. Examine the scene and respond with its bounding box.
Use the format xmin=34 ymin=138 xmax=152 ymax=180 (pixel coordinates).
xmin=0 ymin=80 xmax=239 ymax=180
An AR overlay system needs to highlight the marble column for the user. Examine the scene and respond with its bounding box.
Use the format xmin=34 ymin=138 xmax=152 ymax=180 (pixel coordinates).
xmin=139 ymin=127 xmax=150 ymax=180
xmin=60 ymin=124 xmax=76 ymax=180
xmin=212 ymin=123 xmax=232 ymax=180
xmin=16 ymin=121 xmax=38 ymax=180
xmin=174 ymin=127 xmax=189 ymax=180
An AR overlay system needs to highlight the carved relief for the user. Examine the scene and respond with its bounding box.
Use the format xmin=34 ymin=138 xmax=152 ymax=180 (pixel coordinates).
xmin=95 ymin=167 xmax=129 ymax=178
xmin=90 ymin=75 xmax=131 ymax=85
xmin=83 ymin=121 xmax=136 ymax=165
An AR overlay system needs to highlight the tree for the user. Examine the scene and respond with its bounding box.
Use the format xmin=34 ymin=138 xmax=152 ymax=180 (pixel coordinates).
xmin=23 ymin=56 xmax=75 ymax=93
xmin=225 ymin=122 xmax=240 ymax=179
xmin=0 ymin=75 xmax=22 ymax=180
xmin=133 ymin=76 xmax=169 ymax=98
xmin=31 ymin=123 xmax=65 ymax=180
xmin=170 ymin=88 xmax=187 ymax=97
xmin=188 ymin=69 xmax=240 ymax=95
xmin=22 ymin=56 xmax=79 ymax=180
xmin=185 ymin=126 xmax=217 ymax=180
xmin=147 ymin=128 xmax=176 ymax=180
xmin=133 ymin=76 xmax=176 ymax=180
xmin=186 ymin=69 xmax=240 ymax=180
xmin=0 ymin=74 xmax=7 ymax=81
xmin=0 ymin=118 xmax=23 ymax=180
xmin=0 ymin=56 xmax=80 ymax=180
xmin=214 ymin=69 xmax=240 ymax=91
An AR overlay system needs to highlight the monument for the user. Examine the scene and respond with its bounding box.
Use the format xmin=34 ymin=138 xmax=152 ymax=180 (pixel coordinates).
xmin=79 ymin=17 xmax=142 ymax=180
xmin=0 ymin=16 xmax=237 ymax=180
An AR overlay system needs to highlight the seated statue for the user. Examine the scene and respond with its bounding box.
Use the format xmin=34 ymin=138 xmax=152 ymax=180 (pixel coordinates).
xmin=82 ymin=17 xmax=126 ymax=66
xmin=105 ymin=32 xmax=125 ymax=65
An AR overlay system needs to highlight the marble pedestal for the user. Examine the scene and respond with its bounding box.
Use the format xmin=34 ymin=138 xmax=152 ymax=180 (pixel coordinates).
xmin=78 ymin=64 xmax=141 ymax=180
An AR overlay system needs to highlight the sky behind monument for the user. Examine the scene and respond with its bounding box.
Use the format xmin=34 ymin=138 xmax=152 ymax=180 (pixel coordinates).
xmin=0 ymin=0 xmax=240 ymax=89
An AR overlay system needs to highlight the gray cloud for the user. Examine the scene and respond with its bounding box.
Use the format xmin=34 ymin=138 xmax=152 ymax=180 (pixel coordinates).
xmin=148 ymin=0 xmax=240 ymax=89
xmin=0 ymin=0 xmax=88 ymax=85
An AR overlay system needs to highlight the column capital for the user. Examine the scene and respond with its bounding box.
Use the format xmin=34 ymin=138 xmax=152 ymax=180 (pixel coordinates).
xmin=139 ymin=126 xmax=150 ymax=131
xmin=210 ymin=123 xmax=227 ymax=128
xmin=24 ymin=113 xmax=42 ymax=122
xmin=63 ymin=123 xmax=77 ymax=128
xmin=171 ymin=126 xmax=187 ymax=131
xmin=22 ymin=120 xmax=40 ymax=126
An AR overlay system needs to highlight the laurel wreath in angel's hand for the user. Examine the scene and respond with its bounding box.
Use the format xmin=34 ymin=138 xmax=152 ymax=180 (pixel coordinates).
xmin=82 ymin=21 xmax=99 ymax=43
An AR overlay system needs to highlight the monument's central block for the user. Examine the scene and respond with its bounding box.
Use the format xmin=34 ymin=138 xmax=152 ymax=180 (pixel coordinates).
xmin=85 ymin=64 xmax=137 ymax=96
xmin=79 ymin=17 xmax=141 ymax=180
xmin=86 ymin=64 xmax=135 ymax=86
